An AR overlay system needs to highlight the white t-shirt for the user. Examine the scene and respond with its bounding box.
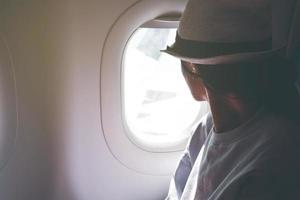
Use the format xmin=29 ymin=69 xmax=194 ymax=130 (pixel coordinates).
xmin=166 ymin=108 xmax=300 ymax=200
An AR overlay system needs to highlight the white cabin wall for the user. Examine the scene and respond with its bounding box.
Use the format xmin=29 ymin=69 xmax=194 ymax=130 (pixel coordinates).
xmin=0 ymin=1 xmax=175 ymax=200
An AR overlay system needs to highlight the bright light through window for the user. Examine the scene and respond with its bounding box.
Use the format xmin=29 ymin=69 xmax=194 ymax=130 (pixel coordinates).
xmin=123 ymin=27 xmax=209 ymax=148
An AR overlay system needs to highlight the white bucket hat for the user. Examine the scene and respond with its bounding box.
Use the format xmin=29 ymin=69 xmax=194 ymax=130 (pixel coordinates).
xmin=161 ymin=0 xmax=285 ymax=65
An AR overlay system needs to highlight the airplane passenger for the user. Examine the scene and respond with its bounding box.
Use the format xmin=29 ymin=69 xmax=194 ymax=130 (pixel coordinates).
xmin=162 ymin=0 xmax=300 ymax=199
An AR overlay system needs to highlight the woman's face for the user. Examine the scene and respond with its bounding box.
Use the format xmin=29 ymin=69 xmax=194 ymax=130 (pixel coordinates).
xmin=181 ymin=61 xmax=208 ymax=101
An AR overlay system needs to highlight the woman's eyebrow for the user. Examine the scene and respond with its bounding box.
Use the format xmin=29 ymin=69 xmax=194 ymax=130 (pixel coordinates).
xmin=181 ymin=64 xmax=203 ymax=80
xmin=181 ymin=61 xmax=195 ymax=70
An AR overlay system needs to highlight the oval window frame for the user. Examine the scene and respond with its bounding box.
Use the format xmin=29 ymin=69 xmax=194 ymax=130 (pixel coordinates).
xmin=100 ymin=0 xmax=189 ymax=175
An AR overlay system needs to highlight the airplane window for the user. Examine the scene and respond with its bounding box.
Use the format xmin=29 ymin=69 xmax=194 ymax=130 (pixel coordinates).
xmin=123 ymin=27 xmax=209 ymax=149
xmin=101 ymin=1 xmax=193 ymax=173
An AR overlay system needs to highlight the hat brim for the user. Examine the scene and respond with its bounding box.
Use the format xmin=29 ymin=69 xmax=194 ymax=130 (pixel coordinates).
xmin=161 ymin=46 xmax=285 ymax=65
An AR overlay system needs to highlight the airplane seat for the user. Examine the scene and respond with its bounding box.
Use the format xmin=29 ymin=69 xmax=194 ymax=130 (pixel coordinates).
xmin=294 ymin=44 xmax=300 ymax=95
xmin=287 ymin=0 xmax=300 ymax=96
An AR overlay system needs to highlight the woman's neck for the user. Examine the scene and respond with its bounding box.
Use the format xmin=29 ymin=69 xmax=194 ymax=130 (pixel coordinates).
xmin=207 ymin=92 xmax=261 ymax=133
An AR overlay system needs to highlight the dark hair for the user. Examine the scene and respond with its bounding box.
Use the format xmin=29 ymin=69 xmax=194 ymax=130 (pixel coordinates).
xmin=196 ymin=56 xmax=300 ymax=122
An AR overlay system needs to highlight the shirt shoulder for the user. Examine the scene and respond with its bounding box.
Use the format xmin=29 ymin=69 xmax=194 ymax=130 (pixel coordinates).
xmin=187 ymin=112 xmax=213 ymax=164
